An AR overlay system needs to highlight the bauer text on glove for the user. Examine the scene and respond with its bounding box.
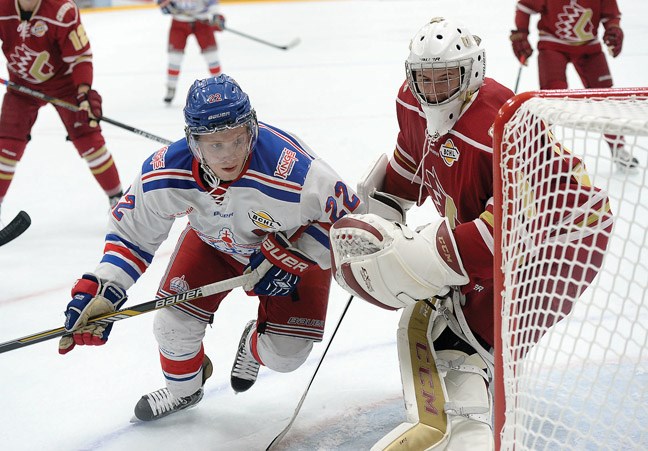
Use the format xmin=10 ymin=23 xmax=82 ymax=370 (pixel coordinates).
xmin=243 ymin=232 xmax=316 ymax=297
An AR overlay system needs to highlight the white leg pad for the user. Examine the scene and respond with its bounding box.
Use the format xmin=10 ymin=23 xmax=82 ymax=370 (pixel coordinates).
xmin=371 ymin=301 xmax=493 ymax=451
xmin=256 ymin=333 xmax=313 ymax=373
xmin=437 ymin=350 xmax=493 ymax=451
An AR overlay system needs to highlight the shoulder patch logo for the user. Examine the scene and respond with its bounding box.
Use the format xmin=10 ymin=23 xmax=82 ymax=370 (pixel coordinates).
xmin=440 ymin=138 xmax=460 ymax=167
xmin=150 ymin=146 xmax=168 ymax=170
xmin=248 ymin=210 xmax=281 ymax=229
xmin=274 ymin=148 xmax=298 ymax=179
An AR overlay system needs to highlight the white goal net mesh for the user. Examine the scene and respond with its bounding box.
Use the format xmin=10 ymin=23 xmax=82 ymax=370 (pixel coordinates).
xmin=495 ymin=92 xmax=648 ymax=450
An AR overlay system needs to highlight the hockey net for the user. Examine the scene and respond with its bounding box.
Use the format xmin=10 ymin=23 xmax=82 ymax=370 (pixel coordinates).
xmin=492 ymin=88 xmax=648 ymax=450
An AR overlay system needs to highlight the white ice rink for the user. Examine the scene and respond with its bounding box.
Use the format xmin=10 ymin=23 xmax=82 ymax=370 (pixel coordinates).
xmin=1 ymin=0 xmax=647 ymax=449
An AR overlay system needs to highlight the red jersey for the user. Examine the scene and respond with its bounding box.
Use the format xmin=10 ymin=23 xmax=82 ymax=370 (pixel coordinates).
xmin=383 ymin=78 xmax=612 ymax=295
xmin=0 ymin=0 xmax=93 ymax=93
xmin=384 ymin=78 xmax=513 ymax=287
xmin=515 ymin=0 xmax=621 ymax=50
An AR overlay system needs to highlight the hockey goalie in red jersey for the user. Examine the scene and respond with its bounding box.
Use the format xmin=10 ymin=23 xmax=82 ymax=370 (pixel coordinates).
xmin=328 ymin=17 xmax=612 ymax=450
xmin=0 ymin=0 xmax=122 ymax=222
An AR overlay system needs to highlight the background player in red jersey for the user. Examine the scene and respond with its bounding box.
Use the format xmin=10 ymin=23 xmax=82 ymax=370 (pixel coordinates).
xmin=0 ymin=0 xmax=122 ymax=222
xmin=510 ymin=0 xmax=637 ymax=168
xmin=157 ymin=0 xmax=225 ymax=104
xmin=328 ymin=17 xmax=612 ymax=450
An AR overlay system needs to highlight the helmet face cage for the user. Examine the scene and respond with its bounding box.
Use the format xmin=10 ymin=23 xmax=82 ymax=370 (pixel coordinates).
xmin=405 ymin=59 xmax=473 ymax=107
xmin=185 ymin=110 xmax=258 ymax=165
xmin=183 ymin=75 xmax=259 ymax=172
xmin=405 ymin=17 xmax=485 ymax=110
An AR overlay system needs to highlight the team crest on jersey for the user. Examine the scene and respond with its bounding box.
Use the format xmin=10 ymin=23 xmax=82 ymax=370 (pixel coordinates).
xmin=30 ymin=21 xmax=48 ymax=37
xmin=440 ymin=139 xmax=460 ymax=167
xmin=8 ymin=44 xmax=54 ymax=83
xmin=274 ymin=148 xmax=297 ymax=179
xmin=150 ymin=146 xmax=168 ymax=170
xmin=196 ymin=227 xmax=256 ymax=255
xmin=169 ymin=275 xmax=190 ymax=294
xmin=248 ymin=210 xmax=281 ymax=229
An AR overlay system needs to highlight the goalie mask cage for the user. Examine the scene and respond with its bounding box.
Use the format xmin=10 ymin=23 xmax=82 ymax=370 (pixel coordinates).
xmin=492 ymin=88 xmax=648 ymax=451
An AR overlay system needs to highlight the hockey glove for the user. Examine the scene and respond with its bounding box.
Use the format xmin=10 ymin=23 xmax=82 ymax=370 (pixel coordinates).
xmin=510 ymin=30 xmax=533 ymax=65
xmin=157 ymin=0 xmax=178 ymax=15
xmin=76 ymin=88 xmax=102 ymax=128
xmin=210 ymin=14 xmax=226 ymax=31
xmin=59 ymin=273 xmax=127 ymax=355
xmin=603 ymin=26 xmax=623 ymax=58
xmin=243 ymin=232 xmax=316 ymax=297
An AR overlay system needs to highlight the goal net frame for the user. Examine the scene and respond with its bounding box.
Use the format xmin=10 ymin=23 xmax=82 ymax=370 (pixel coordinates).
xmin=492 ymin=87 xmax=648 ymax=450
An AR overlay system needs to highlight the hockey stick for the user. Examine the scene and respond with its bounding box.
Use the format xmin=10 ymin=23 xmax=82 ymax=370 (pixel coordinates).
xmin=0 ymin=77 xmax=173 ymax=145
xmin=0 ymin=210 xmax=31 ymax=247
xmin=224 ymin=26 xmax=301 ymax=51
xmin=514 ymin=62 xmax=524 ymax=94
xmin=0 ymin=273 xmax=251 ymax=354
xmin=265 ymin=294 xmax=354 ymax=450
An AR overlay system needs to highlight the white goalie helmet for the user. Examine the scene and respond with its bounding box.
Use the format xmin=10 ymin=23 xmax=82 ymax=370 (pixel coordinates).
xmin=406 ymin=17 xmax=486 ymax=141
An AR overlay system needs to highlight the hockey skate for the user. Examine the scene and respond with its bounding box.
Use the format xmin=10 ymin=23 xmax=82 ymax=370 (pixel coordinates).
xmin=612 ymin=146 xmax=639 ymax=170
xmin=230 ymin=320 xmax=260 ymax=393
xmin=133 ymin=355 xmax=213 ymax=421
xmin=164 ymin=86 xmax=176 ymax=104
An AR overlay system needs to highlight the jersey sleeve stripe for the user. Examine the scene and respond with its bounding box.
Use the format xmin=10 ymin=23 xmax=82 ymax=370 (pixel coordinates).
xmin=100 ymin=254 xmax=142 ymax=283
xmin=104 ymin=243 xmax=149 ymax=273
xmin=303 ymin=223 xmax=331 ymax=249
xmin=473 ymin=218 xmax=494 ymax=254
xmin=390 ymin=154 xmax=423 ymax=185
xmin=105 ymin=233 xmax=154 ymax=262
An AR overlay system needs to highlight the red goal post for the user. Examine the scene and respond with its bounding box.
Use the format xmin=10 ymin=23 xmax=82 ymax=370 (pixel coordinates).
xmin=492 ymin=88 xmax=648 ymax=451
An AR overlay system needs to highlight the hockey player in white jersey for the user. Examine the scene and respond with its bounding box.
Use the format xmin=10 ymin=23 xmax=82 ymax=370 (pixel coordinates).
xmin=58 ymin=74 xmax=363 ymax=421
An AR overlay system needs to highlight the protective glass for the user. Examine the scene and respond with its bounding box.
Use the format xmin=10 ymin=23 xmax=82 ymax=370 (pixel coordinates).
xmin=186 ymin=112 xmax=257 ymax=165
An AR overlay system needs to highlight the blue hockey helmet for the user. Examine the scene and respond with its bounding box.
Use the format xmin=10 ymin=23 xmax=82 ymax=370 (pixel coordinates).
xmin=184 ymin=75 xmax=257 ymax=135
xmin=184 ymin=75 xmax=258 ymax=186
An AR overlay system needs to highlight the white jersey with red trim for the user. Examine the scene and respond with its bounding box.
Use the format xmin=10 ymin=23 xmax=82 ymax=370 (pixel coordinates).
xmin=165 ymin=0 xmax=220 ymax=22
xmin=94 ymin=122 xmax=363 ymax=290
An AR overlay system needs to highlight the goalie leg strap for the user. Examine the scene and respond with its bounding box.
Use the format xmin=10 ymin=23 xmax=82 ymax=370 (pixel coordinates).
xmin=434 ymin=291 xmax=494 ymax=380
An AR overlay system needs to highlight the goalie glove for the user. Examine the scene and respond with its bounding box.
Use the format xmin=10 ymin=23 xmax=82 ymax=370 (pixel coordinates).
xmin=329 ymin=214 xmax=469 ymax=310
xmin=243 ymin=232 xmax=316 ymax=297
xmin=59 ymin=274 xmax=127 ymax=354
